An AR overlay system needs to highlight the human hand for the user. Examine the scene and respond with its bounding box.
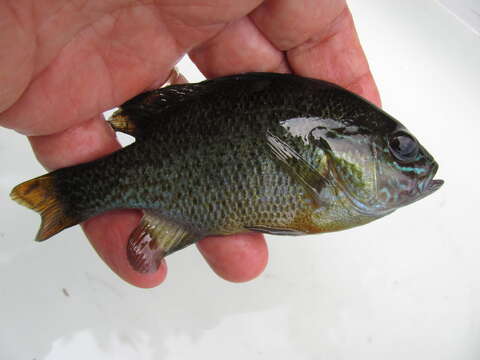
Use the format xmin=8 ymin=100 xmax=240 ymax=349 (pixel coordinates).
xmin=0 ymin=0 xmax=380 ymax=287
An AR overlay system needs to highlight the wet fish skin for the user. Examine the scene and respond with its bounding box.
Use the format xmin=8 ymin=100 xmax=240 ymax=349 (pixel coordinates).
xmin=10 ymin=72 xmax=442 ymax=272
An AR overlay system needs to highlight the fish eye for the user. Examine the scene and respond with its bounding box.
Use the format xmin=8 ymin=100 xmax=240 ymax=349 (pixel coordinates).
xmin=388 ymin=131 xmax=419 ymax=162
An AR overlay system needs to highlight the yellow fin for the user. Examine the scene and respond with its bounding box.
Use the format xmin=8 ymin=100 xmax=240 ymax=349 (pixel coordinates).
xmin=10 ymin=174 xmax=77 ymax=241
xmin=108 ymin=109 xmax=138 ymax=136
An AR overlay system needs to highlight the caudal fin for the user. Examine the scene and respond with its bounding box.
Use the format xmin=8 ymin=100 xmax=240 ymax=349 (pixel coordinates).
xmin=10 ymin=174 xmax=78 ymax=241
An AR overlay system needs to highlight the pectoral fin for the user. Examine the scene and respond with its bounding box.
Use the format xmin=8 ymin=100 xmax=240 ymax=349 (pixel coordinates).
xmin=127 ymin=211 xmax=201 ymax=273
xmin=266 ymin=132 xmax=330 ymax=202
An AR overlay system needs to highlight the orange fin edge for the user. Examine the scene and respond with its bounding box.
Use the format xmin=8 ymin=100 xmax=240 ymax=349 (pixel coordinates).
xmin=10 ymin=174 xmax=77 ymax=241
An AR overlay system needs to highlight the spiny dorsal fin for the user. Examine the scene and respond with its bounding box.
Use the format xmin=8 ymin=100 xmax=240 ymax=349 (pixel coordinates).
xmin=108 ymin=68 xmax=198 ymax=138
xmin=127 ymin=211 xmax=202 ymax=273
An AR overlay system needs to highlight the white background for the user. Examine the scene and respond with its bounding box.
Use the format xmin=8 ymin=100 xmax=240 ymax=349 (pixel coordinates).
xmin=1 ymin=1 xmax=479 ymax=359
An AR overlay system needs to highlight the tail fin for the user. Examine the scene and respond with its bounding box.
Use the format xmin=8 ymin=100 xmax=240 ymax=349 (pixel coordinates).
xmin=10 ymin=174 xmax=78 ymax=241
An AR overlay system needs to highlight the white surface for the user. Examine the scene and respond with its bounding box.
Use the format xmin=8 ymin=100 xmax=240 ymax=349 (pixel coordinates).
xmin=438 ymin=0 xmax=480 ymax=35
xmin=1 ymin=1 xmax=479 ymax=359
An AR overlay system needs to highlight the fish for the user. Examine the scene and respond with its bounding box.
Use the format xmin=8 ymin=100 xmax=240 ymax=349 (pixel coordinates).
xmin=10 ymin=72 xmax=443 ymax=273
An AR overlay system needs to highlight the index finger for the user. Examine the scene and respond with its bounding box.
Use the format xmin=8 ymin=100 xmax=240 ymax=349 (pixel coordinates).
xmin=191 ymin=1 xmax=380 ymax=105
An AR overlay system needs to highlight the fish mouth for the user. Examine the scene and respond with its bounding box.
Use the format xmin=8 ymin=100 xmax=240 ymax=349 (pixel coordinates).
xmin=342 ymin=172 xmax=444 ymax=217
xmin=411 ymin=161 xmax=443 ymax=203
xmin=419 ymin=161 xmax=443 ymax=196
xmin=421 ymin=178 xmax=444 ymax=196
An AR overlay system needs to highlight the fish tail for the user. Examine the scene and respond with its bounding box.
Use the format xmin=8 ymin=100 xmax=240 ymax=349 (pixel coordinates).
xmin=10 ymin=174 xmax=78 ymax=242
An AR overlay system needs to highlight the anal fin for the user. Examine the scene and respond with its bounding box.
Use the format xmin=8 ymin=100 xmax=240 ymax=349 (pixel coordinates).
xmin=127 ymin=211 xmax=201 ymax=273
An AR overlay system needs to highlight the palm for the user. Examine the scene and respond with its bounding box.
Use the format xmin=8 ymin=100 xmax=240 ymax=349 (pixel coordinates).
xmin=0 ymin=0 xmax=380 ymax=287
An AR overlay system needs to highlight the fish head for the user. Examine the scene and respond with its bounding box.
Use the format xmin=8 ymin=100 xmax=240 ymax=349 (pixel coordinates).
xmin=318 ymin=124 xmax=443 ymax=218
xmin=280 ymin=105 xmax=442 ymax=230
xmin=370 ymin=128 xmax=442 ymax=210
xmin=310 ymin=109 xmax=443 ymax=217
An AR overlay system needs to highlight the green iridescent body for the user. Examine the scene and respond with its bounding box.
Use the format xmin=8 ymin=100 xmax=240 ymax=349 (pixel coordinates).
xmin=11 ymin=73 xmax=442 ymax=272
xmin=54 ymin=74 xmax=381 ymax=235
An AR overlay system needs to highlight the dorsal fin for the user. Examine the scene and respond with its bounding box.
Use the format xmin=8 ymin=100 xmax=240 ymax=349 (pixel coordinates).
xmin=126 ymin=211 xmax=202 ymax=273
xmin=108 ymin=68 xmax=205 ymax=138
xmin=108 ymin=109 xmax=139 ymax=137
xmin=120 ymin=79 xmax=203 ymax=116
xmin=108 ymin=71 xmax=302 ymax=138
xmin=108 ymin=71 xmax=292 ymax=138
